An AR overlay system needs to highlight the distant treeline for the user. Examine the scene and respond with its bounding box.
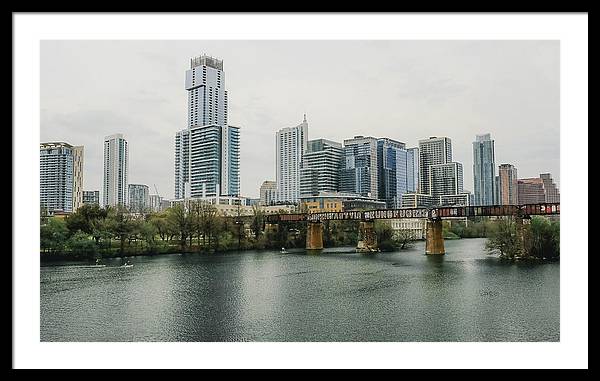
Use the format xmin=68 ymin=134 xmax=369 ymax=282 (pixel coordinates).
xmin=40 ymin=204 xmax=559 ymax=261
xmin=40 ymin=203 xmax=363 ymax=259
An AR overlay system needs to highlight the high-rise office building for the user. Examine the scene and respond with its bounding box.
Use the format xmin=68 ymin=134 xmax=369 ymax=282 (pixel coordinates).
xmin=103 ymin=133 xmax=128 ymax=207
xmin=186 ymin=55 xmax=227 ymax=128
xmin=429 ymin=162 xmax=464 ymax=199
xmin=259 ymin=180 xmax=277 ymax=206
xmin=376 ymin=138 xmax=419 ymax=208
xmin=377 ymin=138 xmax=405 ymax=207
xmin=300 ymin=139 xmax=343 ymax=197
xmin=83 ymin=190 xmax=100 ymax=206
xmin=174 ymin=55 xmax=240 ymax=200
xmin=498 ymin=164 xmax=518 ymax=205
xmin=517 ymin=173 xmax=560 ymax=205
xmin=473 ymin=133 xmax=496 ymax=205
xmin=418 ymin=137 xmax=452 ymax=196
xmin=184 ymin=124 xmax=240 ymax=198
xmin=275 ymin=115 xmax=308 ymax=203
xmin=517 ymin=178 xmax=546 ymax=204
xmin=40 ymin=142 xmax=83 ymax=213
xmin=340 ymin=136 xmax=379 ymax=199
xmin=128 ymin=184 xmax=149 ymax=213
xmin=540 ymin=173 xmax=560 ymax=203
xmin=149 ymin=194 xmax=163 ymax=212
xmin=408 ymin=147 xmax=419 ymax=193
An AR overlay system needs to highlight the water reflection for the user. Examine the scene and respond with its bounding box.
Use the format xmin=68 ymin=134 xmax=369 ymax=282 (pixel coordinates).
xmin=41 ymin=238 xmax=559 ymax=342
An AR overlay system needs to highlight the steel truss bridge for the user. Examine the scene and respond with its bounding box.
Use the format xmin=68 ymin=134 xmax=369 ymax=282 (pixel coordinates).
xmin=265 ymin=203 xmax=560 ymax=223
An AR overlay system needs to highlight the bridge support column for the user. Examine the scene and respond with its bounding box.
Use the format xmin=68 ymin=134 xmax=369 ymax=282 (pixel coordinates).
xmin=356 ymin=220 xmax=378 ymax=253
xmin=306 ymin=221 xmax=324 ymax=251
xmin=425 ymin=218 xmax=445 ymax=255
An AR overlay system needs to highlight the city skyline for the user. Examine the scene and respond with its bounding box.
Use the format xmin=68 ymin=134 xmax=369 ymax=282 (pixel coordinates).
xmin=40 ymin=40 xmax=560 ymax=199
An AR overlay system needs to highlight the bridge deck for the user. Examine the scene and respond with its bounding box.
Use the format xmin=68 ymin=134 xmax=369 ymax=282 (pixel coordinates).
xmin=265 ymin=203 xmax=560 ymax=223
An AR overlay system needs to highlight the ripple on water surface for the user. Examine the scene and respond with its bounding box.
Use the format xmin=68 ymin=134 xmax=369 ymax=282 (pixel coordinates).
xmin=40 ymin=239 xmax=559 ymax=342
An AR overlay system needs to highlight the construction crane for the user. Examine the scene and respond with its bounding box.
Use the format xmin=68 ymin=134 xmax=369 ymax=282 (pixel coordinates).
xmin=153 ymin=184 xmax=161 ymax=199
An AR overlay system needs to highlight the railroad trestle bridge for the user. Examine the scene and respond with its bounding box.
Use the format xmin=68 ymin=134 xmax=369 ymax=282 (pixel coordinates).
xmin=262 ymin=203 xmax=560 ymax=255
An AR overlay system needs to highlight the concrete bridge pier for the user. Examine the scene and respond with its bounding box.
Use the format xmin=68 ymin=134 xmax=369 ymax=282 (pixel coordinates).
xmin=425 ymin=218 xmax=445 ymax=255
xmin=306 ymin=221 xmax=324 ymax=251
xmin=356 ymin=220 xmax=378 ymax=253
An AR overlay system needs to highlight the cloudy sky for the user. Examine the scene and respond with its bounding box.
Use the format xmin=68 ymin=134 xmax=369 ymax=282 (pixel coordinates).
xmin=41 ymin=40 xmax=559 ymax=199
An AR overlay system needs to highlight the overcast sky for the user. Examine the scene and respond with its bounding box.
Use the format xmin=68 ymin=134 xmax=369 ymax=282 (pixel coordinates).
xmin=41 ymin=40 xmax=560 ymax=199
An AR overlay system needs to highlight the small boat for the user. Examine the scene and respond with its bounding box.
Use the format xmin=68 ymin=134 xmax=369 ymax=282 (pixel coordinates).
xmin=280 ymin=247 xmax=287 ymax=253
xmin=120 ymin=261 xmax=133 ymax=268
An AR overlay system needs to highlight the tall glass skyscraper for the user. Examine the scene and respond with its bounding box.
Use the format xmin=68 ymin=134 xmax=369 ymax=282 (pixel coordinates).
xmin=377 ymin=138 xmax=405 ymax=207
xmin=174 ymin=55 xmax=240 ymax=199
xmin=103 ymin=134 xmax=128 ymax=207
xmin=407 ymin=147 xmax=419 ymax=194
xmin=376 ymin=138 xmax=419 ymax=208
xmin=340 ymin=136 xmax=379 ymax=199
xmin=275 ymin=115 xmax=308 ymax=203
xmin=40 ymin=142 xmax=83 ymax=213
xmin=473 ymin=133 xmax=496 ymax=206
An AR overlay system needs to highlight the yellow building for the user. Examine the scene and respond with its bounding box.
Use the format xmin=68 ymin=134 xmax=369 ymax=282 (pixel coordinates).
xmin=300 ymin=191 xmax=382 ymax=213
xmin=303 ymin=199 xmax=344 ymax=213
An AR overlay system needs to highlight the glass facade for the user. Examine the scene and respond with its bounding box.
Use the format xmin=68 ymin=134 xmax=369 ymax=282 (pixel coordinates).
xmin=340 ymin=136 xmax=379 ymax=199
xmin=376 ymin=138 xmax=418 ymax=208
xmin=473 ymin=133 xmax=496 ymax=206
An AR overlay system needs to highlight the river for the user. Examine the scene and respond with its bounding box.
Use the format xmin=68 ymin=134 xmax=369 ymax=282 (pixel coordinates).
xmin=40 ymin=238 xmax=559 ymax=342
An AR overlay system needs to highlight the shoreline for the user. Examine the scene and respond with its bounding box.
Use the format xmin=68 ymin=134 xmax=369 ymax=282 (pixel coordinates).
xmin=39 ymin=236 xmax=508 ymax=265
xmin=39 ymin=245 xmax=371 ymax=265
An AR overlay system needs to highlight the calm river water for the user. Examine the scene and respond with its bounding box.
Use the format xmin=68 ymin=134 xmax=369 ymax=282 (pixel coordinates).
xmin=40 ymin=238 xmax=559 ymax=342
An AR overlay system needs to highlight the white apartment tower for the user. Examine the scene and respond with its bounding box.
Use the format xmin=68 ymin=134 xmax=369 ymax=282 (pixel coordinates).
xmin=103 ymin=133 xmax=129 ymax=207
xmin=174 ymin=55 xmax=240 ymax=199
xmin=186 ymin=55 xmax=228 ymax=128
xmin=40 ymin=142 xmax=83 ymax=213
xmin=276 ymin=115 xmax=308 ymax=204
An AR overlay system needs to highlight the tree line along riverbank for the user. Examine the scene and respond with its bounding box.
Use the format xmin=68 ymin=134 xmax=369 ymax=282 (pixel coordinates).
xmin=40 ymin=203 xmax=559 ymax=261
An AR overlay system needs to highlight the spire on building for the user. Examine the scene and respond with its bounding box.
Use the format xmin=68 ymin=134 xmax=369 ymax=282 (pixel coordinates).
xmin=303 ymin=113 xmax=307 ymax=123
